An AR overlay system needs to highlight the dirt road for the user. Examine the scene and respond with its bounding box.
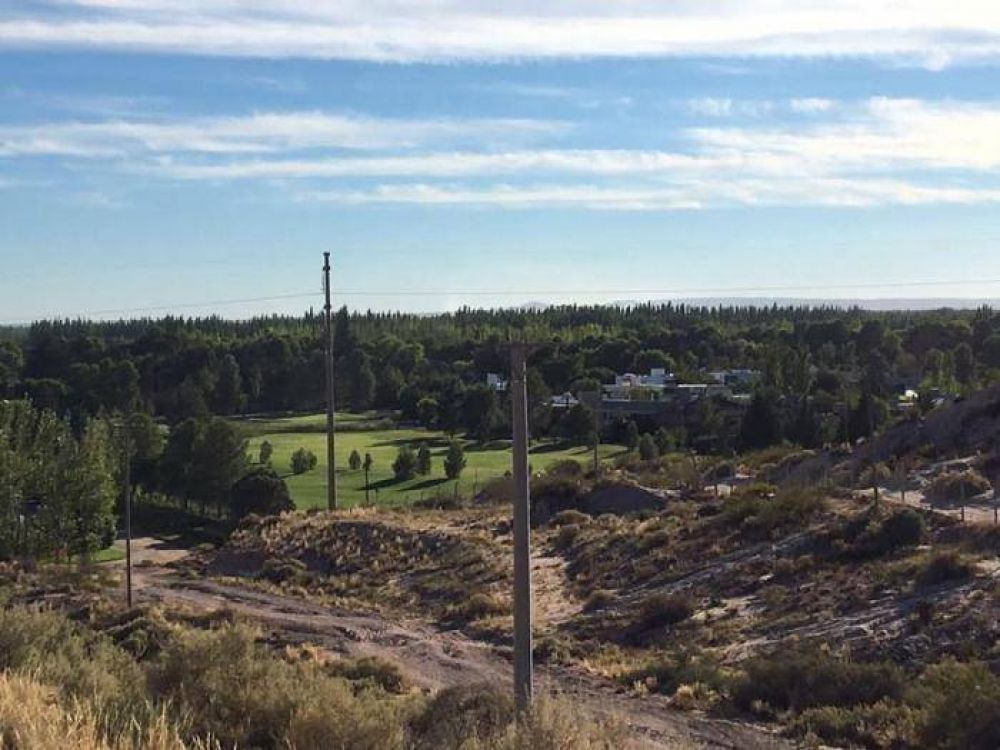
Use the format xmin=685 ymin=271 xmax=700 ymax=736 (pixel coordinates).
xmin=116 ymin=537 xmax=792 ymax=750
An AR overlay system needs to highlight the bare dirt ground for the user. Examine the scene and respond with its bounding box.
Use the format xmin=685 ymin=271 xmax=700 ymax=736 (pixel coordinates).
xmin=112 ymin=536 xmax=792 ymax=750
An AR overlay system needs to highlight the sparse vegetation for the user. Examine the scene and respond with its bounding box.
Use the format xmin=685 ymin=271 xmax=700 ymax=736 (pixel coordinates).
xmin=926 ymin=470 xmax=992 ymax=504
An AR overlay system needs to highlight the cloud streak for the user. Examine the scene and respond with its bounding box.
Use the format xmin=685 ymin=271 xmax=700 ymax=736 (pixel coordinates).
xmin=5 ymin=97 xmax=1000 ymax=211
xmin=0 ymin=111 xmax=565 ymax=157
xmin=3 ymin=1 xmax=1000 ymax=65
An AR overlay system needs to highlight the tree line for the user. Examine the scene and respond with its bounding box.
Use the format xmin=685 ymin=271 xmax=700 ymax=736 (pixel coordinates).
xmin=1 ymin=304 xmax=999 ymax=454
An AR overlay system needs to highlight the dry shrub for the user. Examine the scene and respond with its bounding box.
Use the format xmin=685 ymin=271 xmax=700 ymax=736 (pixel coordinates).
xmin=916 ymin=551 xmax=975 ymax=588
xmin=410 ymin=684 xmax=514 ymax=750
xmin=553 ymin=524 xmax=581 ymax=550
xmin=913 ymin=660 xmax=1000 ymax=750
xmin=926 ymin=470 xmax=992 ymax=504
xmin=732 ymin=650 xmax=905 ymax=715
xmin=0 ymin=672 xmax=212 ymax=750
xmin=723 ymin=486 xmax=826 ymax=539
xmin=549 ymin=509 xmax=590 ymax=527
xmin=454 ymin=593 xmax=508 ymax=622
xmin=0 ymin=607 xmax=145 ymax=721
xmin=326 ymin=655 xmax=409 ymax=694
xmin=149 ymin=623 xmax=403 ymax=749
xmin=492 ymin=696 xmax=626 ymax=750
xmin=790 ymin=700 xmax=921 ymax=749
xmin=411 ymin=687 xmax=625 ymax=750
xmin=582 ymin=589 xmax=616 ymax=612
xmin=633 ymin=593 xmax=694 ymax=632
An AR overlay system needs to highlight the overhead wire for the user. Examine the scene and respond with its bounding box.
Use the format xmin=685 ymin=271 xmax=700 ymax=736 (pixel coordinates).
xmin=2 ymin=277 xmax=1000 ymax=324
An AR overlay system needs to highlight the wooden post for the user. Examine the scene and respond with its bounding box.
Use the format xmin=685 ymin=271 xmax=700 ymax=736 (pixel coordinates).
xmin=510 ymin=343 xmax=533 ymax=713
xmin=122 ymin=411 xmax=132 ymax=609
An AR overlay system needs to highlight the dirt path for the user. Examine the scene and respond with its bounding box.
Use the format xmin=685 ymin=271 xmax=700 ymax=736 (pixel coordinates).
xmin=116 ymin=537 xmax=792 ymax=750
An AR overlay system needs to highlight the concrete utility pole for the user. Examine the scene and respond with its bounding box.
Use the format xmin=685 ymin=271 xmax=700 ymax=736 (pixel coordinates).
xmin=509 ymin=342 xmax=534 ymax=713
xmin=122 ymin=410 xmax=133 ymax=608
xmin=323 ymin=252 xmax=338 ymax=511
xmin=592 ymin=394 xmax=601 ymax=476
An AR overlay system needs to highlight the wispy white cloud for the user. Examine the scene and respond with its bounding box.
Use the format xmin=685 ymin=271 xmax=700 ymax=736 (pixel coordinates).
xmin=790 ymin=98 xmax=836 ymax=114
xmin=3 ymin=1 xmax=1000 ymax=65
xmin=301 ymin=179 xmax=1000 ymax=211
xmin=153 ymin=98 xmax=1000 ymax=180
xmin=686 ymin=98 xmax=776 ymax=117
xmin=0 ymin=111 xmax=566 ymax=157
xmin=7 ymin=97 xmax=1000 ymax=211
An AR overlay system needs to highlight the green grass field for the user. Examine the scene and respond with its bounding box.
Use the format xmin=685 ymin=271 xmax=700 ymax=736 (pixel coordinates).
xmin=239 ymin=413 xmax=625 ymax=509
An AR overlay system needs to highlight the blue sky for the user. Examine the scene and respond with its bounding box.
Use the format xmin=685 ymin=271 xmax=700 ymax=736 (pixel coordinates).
xmin=2 ymin=1 xmax=1000 ymax=320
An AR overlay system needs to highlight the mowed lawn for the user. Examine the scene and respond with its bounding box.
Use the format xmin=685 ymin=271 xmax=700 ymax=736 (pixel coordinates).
xmin=237 ymin=413 xmax=625 ymax=509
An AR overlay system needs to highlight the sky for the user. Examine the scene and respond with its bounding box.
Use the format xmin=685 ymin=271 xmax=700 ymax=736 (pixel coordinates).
xmin=1 ymin=1 xmax=1000 ymax=321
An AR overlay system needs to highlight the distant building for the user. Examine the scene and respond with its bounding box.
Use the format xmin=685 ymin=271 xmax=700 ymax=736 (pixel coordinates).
xmin=708 ymin=369 xmax=760 ymax=390
xmin=579 ymin=368 xmax=748 ymax=429
xmin=486 ymin=373 xmax=508 ymax=392
xmin=549 ymin=392 xmax=579 ymax=409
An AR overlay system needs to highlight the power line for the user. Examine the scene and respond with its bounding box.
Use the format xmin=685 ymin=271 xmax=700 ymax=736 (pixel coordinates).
xmin=3 ymin=277 xmax=1000 ymax=324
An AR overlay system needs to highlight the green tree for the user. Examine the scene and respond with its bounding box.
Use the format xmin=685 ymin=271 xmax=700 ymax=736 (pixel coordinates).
xmin=258 ymin=439 xmax=274 ymax=466
xmin=290 ymin=447 xmax=317 ymax=475
xmin=392 ymin=445 xmax=417 ymax=481
xmin=127 ymin=410 xmax=164 ymax=487
xmin=65 ymin=418 xmax=119 ymax=559
xmin=231 ymin=467 xmax=293 ymax=520
xmin=212 ymin=353 xmax=246 ymax=415
xmin=654 ymin=426 xmax=677 ymax=454
xmin=461 ymin=385 xmax=501 ymax=440
xmin=416 ymin=443 xmax=432 ymax=475
xmin=0 ymin=341 xmax=23 ymax=396
xmin=348 ymin=449 xmax=362 ymax=471
xmin=343 ymin=349 xmax=376 ymax=411
xmin=159 ymin=418 xmax=205 ymax=511
xmin=638 ymin=433 xmax=660 ymax=461
xmin=416 ymin=397 xmax=439 ymax=429
xmin=444 ymin=439 xmax=466 ymax=480
xmin=739 ymin=389 xmax=783 ymax=450
xmin=625 ymin=420 xmax=640 ymax=451
xmin=954 ymin=342 xmax=976 ymax=387
xmin=559 ymin=403 xmax=595 ymax=446
xmin=194 ymin=418 xmax=249 ymax=517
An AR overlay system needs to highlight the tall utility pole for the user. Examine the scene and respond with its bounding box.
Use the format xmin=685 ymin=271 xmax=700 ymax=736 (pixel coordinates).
xmin=122 ymin=409 xmax=133 ymax=608
xmin=509 ymin=342 xmax=534 ymax=713
xmin=323 ymin=252 xmax=338 ymax=511
xmin=592 ymin=394 xmax=601 ymax=476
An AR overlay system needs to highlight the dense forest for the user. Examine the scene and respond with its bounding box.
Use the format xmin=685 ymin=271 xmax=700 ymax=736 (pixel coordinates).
xmin=2 ymin=303 xmax=999 ymax=453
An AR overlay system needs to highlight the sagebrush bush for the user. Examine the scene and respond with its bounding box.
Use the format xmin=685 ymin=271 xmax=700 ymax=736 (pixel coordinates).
xmin=554 ymin=524 xmax=581 ymax=549
xmin=633 ymin=592 xmax=694 ymax=632
xmin=733 ymin=650 xmax=905 ymax=714
xmin=149 ymin=623 xmax=403 ymax=749
xmin=326 ymin=655 xmax=409 ymax=694
xmin=619 ymin=649 xmax=725 ymax=698
xmin=549 ymin=509 xmax=590 ymax=527
xmin=912 ymin=660 xmax=1000 ymax=750
xmin=789 ymin=700 xmax=921 ymax=749
xmin=916 ymin=551 xmax=975 ymax=588
xmin=582 ymin=589 xmax=615 ymax=612
xmin=0 ymin=607 xmax=145 ymax=721
xmin=723 ymin=486 xmax=826 ymax=538
xmin=410 ymin=684 xmax=514 ymax=750
xmin=0 ymin=672 xmax=214 ymax=750
xmin=454 ymin=592 xmax=508 ymax=621
xmin=926 ymin=470 xmax=992 ymax=504
xmin=871 ymin=509 xmax=925 ymax=552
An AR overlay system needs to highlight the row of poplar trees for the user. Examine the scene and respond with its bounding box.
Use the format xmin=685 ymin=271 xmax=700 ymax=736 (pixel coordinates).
xmin=0 ymin=399 xmax=119 ymax=561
